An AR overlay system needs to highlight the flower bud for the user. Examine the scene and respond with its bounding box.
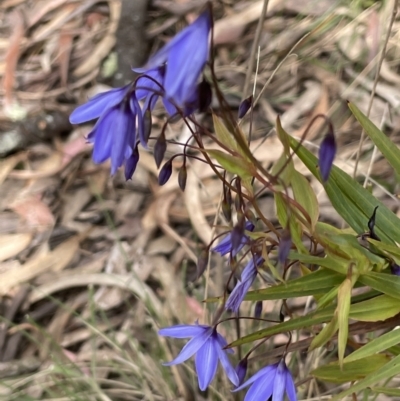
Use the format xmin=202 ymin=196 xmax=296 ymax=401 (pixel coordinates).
xmin=238 ymin=95 xmax=253 ymax=119
xmin=235 ymin=359 xmax=248 ymax=385
xmin=143 ymin=109 xmax=152 ymax=144
xmin=318 ymin=128 xmax=336 ymax=182
xmin=178 ymin=164 xmax=187 ymax=191
xmin=158 ymin=159 xmax=173 ymax=186
xmin=197 ymin=79 xmax=212 ymax=113
xmin=391 ymin=264 xmax=400 ymax=276
xmin=124 ymin=145 xmax=140 ymax=180
xmin=278 ymin=229 xmax=291 ymax=266
xmin=368 ymin=206 xmax=381 ymax=241
xmin=231 ymin=220 xmax=245 ymax=255
xmin=254 ymin=300 xmax=263 ymax=319
xmin=154 ymin=133 xmax=167 ymax=168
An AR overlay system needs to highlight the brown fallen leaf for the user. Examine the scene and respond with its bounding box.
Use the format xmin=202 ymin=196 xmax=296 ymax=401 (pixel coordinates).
xmin=0 ymin=233 xmax=32 ymax=263
xmin=9 ymin=194 xmax=55 ymax=231
xmin=2 ymin=10 xmax=25 ymax=107
xmin=0 ymin=235 xmax=80 ymax=295
xmin=184 ymin=169 xmax=213 ymax=245
xmin=73 ymin=0 xmax=121 ymax=77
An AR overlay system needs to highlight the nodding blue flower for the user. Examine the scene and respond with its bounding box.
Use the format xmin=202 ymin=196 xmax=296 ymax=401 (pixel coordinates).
xmin=233 ymin=360 xmax=297 ymax=401
xmin=159 ymin=323 xmax=239 ymax=390
xmin=225 ymin=257 xmax=263 ymax=313
xmin=69 ymin=86 xmax=129 ymax=125
xmin=318 ymin=129 xmax=336 ymax=182
xmin=86 ymin=90 xmax=143 ymax=178
xmin=212 ymin=221 xmax=255 ymax=257
xmin=145 ymin=9 xmax=211 ymax=109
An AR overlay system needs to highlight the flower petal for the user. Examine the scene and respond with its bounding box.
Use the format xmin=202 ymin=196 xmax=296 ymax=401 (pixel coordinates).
xmin=285 ymin=369 xmax=297 ymax=401
xmin=163 ymin=12 xmax=210 ymax=106
xmin=272 ymin=364 xmax=286 ymax=401
xmin=215 ymin=334 xmax=239 ymax=386
xmin=195 ymin=337 xmax=218 ymax=390
xmin=162 ymin=327 xmax=213 ymax=366
xmin=91 ymin=109 xmax=117 ymax=164
xmin=110 ymin=103 xmax=135 ymax=175
xmin=233 ymin=365 xmax=276 ymax=392
xmin=243 ymin=376 xmax=274 ymax=401
xmin=70 ymin=86 xmax=127 ymax=124
xmin=158 ymin=324 xmax=208 ymax=339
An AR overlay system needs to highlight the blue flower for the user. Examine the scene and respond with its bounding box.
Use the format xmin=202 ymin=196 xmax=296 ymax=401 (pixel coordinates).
xmin=226 ymin=257 xmax=263 ymax=313
xmin=318 ymin=129 xmax=336 ymax=182
xmin=88 ymin=91 xmax=143 ymax=178
xmin=212 ymin=221 xmax=255 ymax=256
xmin=159 ymin=323 xmax=239 ymax=390
xmin=145 ymin=9 xmax=211 ymax=109
xmin=233 ymin=360 xmax=297 ymax=401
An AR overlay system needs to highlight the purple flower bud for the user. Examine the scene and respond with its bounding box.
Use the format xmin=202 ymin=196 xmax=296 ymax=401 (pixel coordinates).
xmin=197 ymin=79 xmax=212 ymax=113
xmin=254 ymin=300 xmax=263 ymax=319
xmin=158 ymin=159 xmax=173 ymax=185
xmin=278 ymin=229 xmax=291 ymax=266
xmin=235 ymin=359 xmax=248 ymax=385
xmin=124 ymin=144 xmax=140 ymax=180
xmin=154 ymin=133 xmax=167 ymax=168
xmin=318 ymin=128 xmax=336 ymax=182
xmin=391 ymin=264 xmax=400 ymax=276
xmin=231 ymin=221 xmax=245 ymax=255
xmin=143 ymin=109 xmax=152 ymax=144
xmin=178 ymin=164 xmax=187 ymax=191
xmin=238 ymin=95 xmax=253 ymax=119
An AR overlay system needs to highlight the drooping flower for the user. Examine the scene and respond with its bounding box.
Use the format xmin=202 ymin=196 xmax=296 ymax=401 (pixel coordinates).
xmin=225 ymin=256 xmax=263 ymax=313
xmin=159 ymin=323 xmax=239 ymax=390
xmin=145 ymin=9 xmax=211 ymax=108
xmin=84 ymin=90 xmax=143 ymax=179
xmin=233 ymin=360 xmax=297 ymax=401
xmin=391 ymin=263 xmax=400 ymax=276
xmin=318 ymin=128 xmax=336 ymax=182
xmin=212 ymin=221 xmax=255 ymax=257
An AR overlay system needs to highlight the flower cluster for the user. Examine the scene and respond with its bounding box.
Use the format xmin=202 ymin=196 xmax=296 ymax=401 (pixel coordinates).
xmin=159 ymin=323 xmax=297 ymax=400
xmin=70 ymin=10 xmax=211 ymax=180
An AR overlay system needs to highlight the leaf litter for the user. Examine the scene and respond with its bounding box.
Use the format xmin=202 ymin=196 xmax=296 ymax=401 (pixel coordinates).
xmin=0 ymin=0 xmax=399 ymax=399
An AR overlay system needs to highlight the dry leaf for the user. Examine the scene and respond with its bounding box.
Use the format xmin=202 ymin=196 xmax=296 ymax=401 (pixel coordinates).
xmin=0 ymin=236 xmax=80 ymax=295
xmin=0 ymin=233 xmax=32 ymax=262
xmin=10 ymin=195 xmax=55 ymax=231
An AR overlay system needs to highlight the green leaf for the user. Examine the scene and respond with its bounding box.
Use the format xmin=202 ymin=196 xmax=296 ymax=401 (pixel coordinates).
xmin=337 ymin=277 xmax=352 ymax=366
xmin=212 ymin=114 xmax=238 ymax=152
xmin=206 ymin=149 xmax=255 ymax=179
xmin=331 ymin=354 xmax=400 ymax=400
xmin=349 ymin=294 xmax=400 ymax=322
xmin=289 ymin=136 xmax=400 ymax=244
xmin=274 ymin=193 xmax=308 ymax=254
xmin=309 ymin=313 xmax=338 ymax=351
xmin=358 ymin=272 xmax=400 ymax=301
xmin=311 ymin=355 xmax=390 ymax=383
xmin=291 ymin=170 xmax=319 ymax=232
xmin=290 ymin=252 xmax=349 ymax=275
xmin=345 ymin=328 xmax=400 ymax=363
xmin=371 ymin=387 xmax=400 ymax=396
xmin=348 ymin=102 xmax=400 ymax=178
xmin=245 ymin=269 xmax=344 ymax=301
xmin=228 ymin=308 xmax=335 ymax=347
